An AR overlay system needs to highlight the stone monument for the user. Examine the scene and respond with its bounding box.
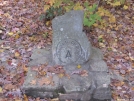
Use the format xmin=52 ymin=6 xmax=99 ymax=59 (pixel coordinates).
xmin=52 ymin=11 xmax=92 ymax=65
xmin=22 ymin=10 xmax=111 ymax=101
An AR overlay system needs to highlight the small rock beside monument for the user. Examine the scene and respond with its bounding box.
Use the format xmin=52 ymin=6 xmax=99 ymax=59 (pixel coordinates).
xmin=22 ymin=10 xmax=111 ymax=101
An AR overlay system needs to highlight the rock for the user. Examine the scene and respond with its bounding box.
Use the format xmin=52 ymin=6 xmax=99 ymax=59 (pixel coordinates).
xmin=52 ymin=10 xmax=92 ymax=65
xmin=93 ymin=87 xmax=111 ymax=100
xmin=90 ymin=47 xmax=103 ymax=61
xmin=22 ymin=67 xmax=61 ymax=98
xmin=91 ymin=72 xmax=111 ymax=100
xmin=89 ymin=60 xmax=108 ymax=72
xmin=59 ymin=90 xmax=93 ymax=101
xmin=59 ymin=93 xmax=82 ymax=101
xmin=23 ymin=10 xmax=111 ymax=101
xmin=28 ymin=46 xmax=53 ymax=66
xmin=61 ymin=75 xmax=92 ymax=93
xmin=92 ymin=72 xmax=110 ymax=88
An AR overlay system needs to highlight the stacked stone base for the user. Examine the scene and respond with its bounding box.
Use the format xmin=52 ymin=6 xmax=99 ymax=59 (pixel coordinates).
xmin=22 ymin=47 xmax=111 ymax=101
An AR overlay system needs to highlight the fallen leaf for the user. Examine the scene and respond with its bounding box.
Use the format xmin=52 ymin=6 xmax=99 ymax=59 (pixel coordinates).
xmin=98 ymin=35 xmax=104 ymax=39
xmin=130 ymin=56 xmax=134 ymax=61
xmin=44 ymin=5 xmax=50 ymax=12
xmin=58 ymin=73 xmax=64 ymax=78
xmin=73 ymin=2 xmax=83 ymax=10
xmin=112 ymin=1 xmax=121 ymax=6
xmin=15 ymin=34 xmax=20 ymax=39
xmin=45 ymin=21 xmax=51 ymax=26
xmin=1 ymin=45 xmax=10 ymax=49
xmin=30 ymin=80 xmax=36 ymax=85
xmin=99 ymin=43 xmax=105 ymax=47
xmin=8 ymin=32 xmax=14 ymax=36
xmin=114 ymin=81 xmax=124 ymax=87
xmin=23 ymin=65 xmax=28 ymax=72
xmin=0 ymin=87 xmax=3 ymax=93
xmin=4 ymin=84 xmax=16 ymax=90
xmin=120 ymin=69 xmax=126 ymax=75
xmin=109 ymin=16 xmax=116 ymax=23
xmin=77 ymin=64 xmax=81 ymax=69
xmin=32 ymin=66 xmax=39 ymax=72
xmin=38 ymin=71 xmax=47 ymax=76
xmin=23 ymin=94 xmax=28 ymax=101
xmin=123 ymin=5 xmax=128 ymax=10
xmin=47 ymin=0 xmax=55 ymax=6
xmin=80 ymin=70 xmax=88 ymax=77
xmin=38 ymin=76 xmax=53 ymax=86
xmin=15 ymin=51 xmax=20 ymax=57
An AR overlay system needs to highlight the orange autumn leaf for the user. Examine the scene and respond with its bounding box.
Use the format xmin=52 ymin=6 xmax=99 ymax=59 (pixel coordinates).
xmin=38 ymin=76 xmax=53 ymax=86
xmin=80 ymin=70 xmax=88 ymax=77
xmin=131 ymin=87 xmax=134 ymax=90
xmin=30 ymin=80 xmax=36 ymax=85
xmin=4 ymin=84 xmax=16 ymax=90
xmin=46 ymin=0 xmax=55 ymax=6
xmin=114 ymin=81 xmax=124 ymax=87
xmin=23 ymin=94 xmax=28 ymax=101
xmin=15 ymin=51 xmax=20 ymax=57
xmin=23 ymin=64 xmax=28 ymax=72
xmin=44 ymin=5 xmax=50 ymax=12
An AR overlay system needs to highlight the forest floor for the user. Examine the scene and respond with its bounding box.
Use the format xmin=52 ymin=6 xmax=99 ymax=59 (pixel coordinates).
xmin=0 ymin=0 xmax=134 ymax=101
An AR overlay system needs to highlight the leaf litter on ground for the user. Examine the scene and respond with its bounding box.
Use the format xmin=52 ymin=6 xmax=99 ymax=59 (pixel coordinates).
xmin=0 ymin=0 xmax=134 ymax=100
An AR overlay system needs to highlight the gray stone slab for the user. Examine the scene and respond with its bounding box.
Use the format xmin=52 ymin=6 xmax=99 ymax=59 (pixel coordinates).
xmin=61 ymin=75 xmax=92 ymax=93
xmin=22 ymin=67 xmax=60 ymax=98
xmin=59 ymin=90 xmax=93 ymax=101
xmin=90 ymin=47 xmax=103 ymax=61
xmin=93 ymin=87 xmax=111 ymax=100
xmin=89 ymin=60 xmax=108 ymax=72
xmin=52 ymin=10 xmax=92 ymax=65
xmin=24 ymin=91 xmax=55 ymax=98
xmin=91 ymin=72 xmax=111 ymax=100
xmin=59 ymin=93 xmax=83 ymax=101
xmin=92 ymin=72 xmax=110 ymax=88
xmin=29 ymin=46 xmax=53 ymax=66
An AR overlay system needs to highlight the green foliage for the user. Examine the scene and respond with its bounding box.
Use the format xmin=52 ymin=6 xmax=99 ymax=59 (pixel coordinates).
xmin=39 ymin=13 xmax=46 ymax=21
xmin=83 ymin=4 xmax=101 ymax=27
xmin=84 ymin=14 xmax=101 ymax=27
xmin=43 ymin=0 xmax=101 ymax=27
xmin=43 ymin=32 xmax=48 ymax=38
xmin=94 ymin=6 xmax=117 ymax=29
xmin=45 ymin=6 xmax=65 ymax=20
xmin=104 ymin=0 xmax=126 ymax=7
